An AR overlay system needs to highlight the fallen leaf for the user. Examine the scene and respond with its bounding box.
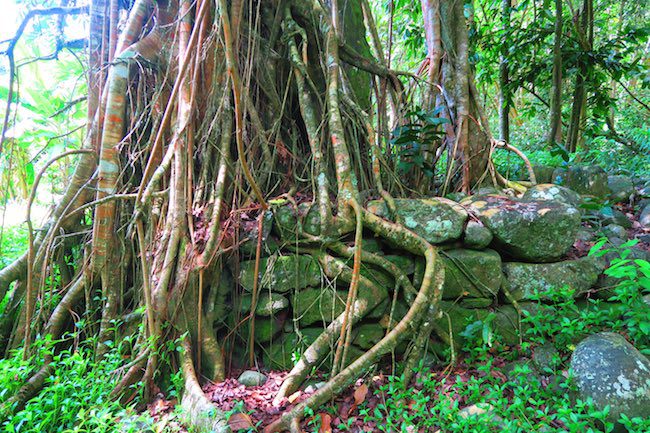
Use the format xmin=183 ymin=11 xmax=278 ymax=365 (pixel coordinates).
xmin=228 ymin=412 xmax=254 ymax=431
xmin=353 ymin=383 xmax=368 ymax=406
xmin=318 ymin=413 xmax=332 ymax=433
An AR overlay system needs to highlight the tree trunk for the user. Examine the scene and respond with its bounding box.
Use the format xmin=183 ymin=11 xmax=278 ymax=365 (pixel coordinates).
xmin=439 ymin=0 xmax=490 ymax=190
xmin=566 ymin=0 xmax=593 ymax=153
xmin=548 ymin=0 xmax=563 ymax=147
xmin=499 ymin=0 xmax=510 ymax=143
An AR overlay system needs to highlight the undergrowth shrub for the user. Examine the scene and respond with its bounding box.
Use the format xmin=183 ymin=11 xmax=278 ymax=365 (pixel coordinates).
xmin=0 ymin=336 xmax=155 ymax=433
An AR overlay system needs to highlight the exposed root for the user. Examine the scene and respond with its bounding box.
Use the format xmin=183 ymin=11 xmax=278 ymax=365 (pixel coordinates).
xmin=179 ymin=338 xmax=230 ymax=433
xmin=266 ymin=209 xmax=445 ymax=432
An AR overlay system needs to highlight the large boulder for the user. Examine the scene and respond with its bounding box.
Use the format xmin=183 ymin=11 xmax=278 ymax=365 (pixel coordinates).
xmin=441 ymin=249 xmax=502 ymax=300
xmin=608 ymin=175 xmax=635 ymax=203
xmin=367 ymin=198 xmax=468 ymax=244
xmin=239 ymin=255 xmax=321 ymax=292
xmin=553 ymin=165 xmax=610 ymax=198
xmin=502 ymin=256 xmax=603 ymax=302
xmin=522 ymin=184 xmax=581 ymax=208
xmin=464 ymin=195 xmax=581 ymax=262
xmin=570 ymin=332 xmax=650 ymax=430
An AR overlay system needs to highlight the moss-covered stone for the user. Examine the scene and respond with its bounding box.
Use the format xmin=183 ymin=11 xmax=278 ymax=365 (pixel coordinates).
xmin=375 ymin=256 xmax=413 ymax=277
xmin=262 ymin=328 xmax=362 ymax=372
xmin=433 ymin=301 xmax=489 ymax=347
xmin=379 ymin=300 xmax=409 ymax=329
xmin=463 ymin=220 xmax=493 ymax=250
xmin=271 ymin=201 xmax=299 ymax=241
xmin=464 ymin=195 xmax=581 ymax=262
xmin=570 ymin=332 xmax=650 ymax=431
xmin=459 ymin=297 xmax=493 ymax=308
xmin=240 ymin=315 xmax=285 ymax=343
xmin=553 ymin=165 xmax=610 ymax=198
xmin=522 ymin=184 xmax=581 ymax=208
xmin=492 ymin=303 xmax=540 ymax=346
xmin=367 ymin=197 xmax=468 ymax=244
xmin=352 ymin=323 xmax=385 ymax=349
xmin=239 ymin=210 xmax=276 ymax=256
xmin=239 ymin=292 xmax=289 ymax=316
xmin=607 ymin=175 xmax=634 ymax=203
xmin=533 ymin=165 xmax=556 ymax=184
xmin=441 ymin=249 xmax=502 ymax=300
xmin=293 ymin=288 xmax=347 ymax=326
xmin=502 ymin=256 xmax=603 ymax=302
xmin=239 ymin=255 xmax=321 ymax=293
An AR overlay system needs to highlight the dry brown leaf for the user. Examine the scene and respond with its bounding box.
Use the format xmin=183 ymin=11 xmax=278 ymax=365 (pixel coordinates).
xmin=228 ymin=412 xmax=254 ymax=431
xmin=353 ymin=383 xmax=368 ymax=406
xmin=318 ymin=413 xmax=332 ymax=433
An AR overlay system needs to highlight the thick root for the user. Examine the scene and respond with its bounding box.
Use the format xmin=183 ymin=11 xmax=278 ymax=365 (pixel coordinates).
xmin=179 ymin=338 xmax=230 ymax=433
xmin=273 ymin=251 xmax=387 ymax=404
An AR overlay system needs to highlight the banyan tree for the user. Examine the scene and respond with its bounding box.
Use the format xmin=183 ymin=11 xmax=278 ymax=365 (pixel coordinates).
xmin=0 ymin=0 xmax=533 ymax=430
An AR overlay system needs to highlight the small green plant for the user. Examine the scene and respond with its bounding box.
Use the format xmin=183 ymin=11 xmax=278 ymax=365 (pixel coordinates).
xmin=589 ymin=238 xmax=650 ymax=351
xmin=0 ymin=335 xmax=155 ymax=433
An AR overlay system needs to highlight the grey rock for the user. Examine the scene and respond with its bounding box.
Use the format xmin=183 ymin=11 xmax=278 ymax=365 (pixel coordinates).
xmin=553 ymin=165 xmax=611 ymax=198
xmin=608 ymin=175 xmax=635 ymax=203
xmin=463 ymin=220 xmax=493 ymax=250
xmin=367 ymin=197 xmax=468 ymax=244
xmin=533 ymin=165 xmax=557 ymax=184
xmin=602 ymin=224 xmax=628 ymax=240
xmin=640 ymin=204 xmax=650 ymax=228
xmin=237 ymin=370 xmax=267 ymax=387
xmin=502 ymin=256 xmax=603 ymax=302
xmin=523 ymin=183 xmax=581 ymax=208
xmin=441 ymin=249 xmax=502 ymax=300
xmin=464 ymin=195 xmax=581 ymax=262
xmin=570 ymin=332 xmax=650 ymax=429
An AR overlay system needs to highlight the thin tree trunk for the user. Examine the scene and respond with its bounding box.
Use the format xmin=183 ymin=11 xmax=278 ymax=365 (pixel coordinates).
xmin=548 ymin=0 xmax=563 ymax=147
xmin=499 ymin=0 xmax=510 ymax=142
